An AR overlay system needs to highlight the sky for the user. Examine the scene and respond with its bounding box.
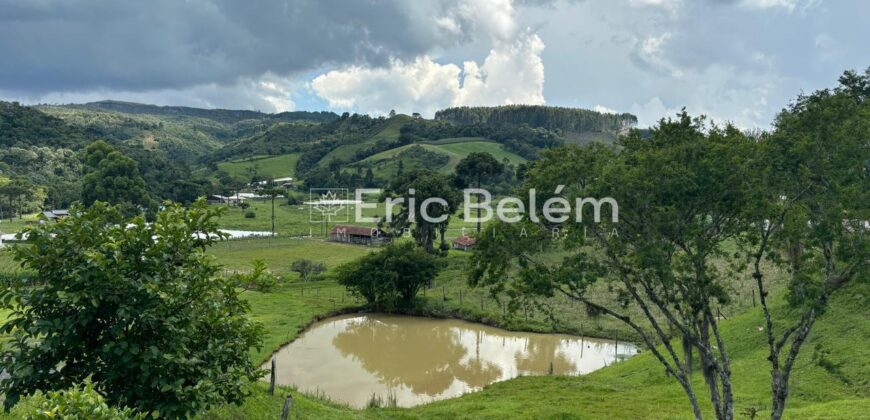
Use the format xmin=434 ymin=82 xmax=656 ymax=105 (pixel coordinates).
xmin=1 ymin=0 xmax=867 ymax=128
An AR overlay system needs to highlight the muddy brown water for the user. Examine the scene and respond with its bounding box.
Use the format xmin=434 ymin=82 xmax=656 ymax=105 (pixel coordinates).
xmin=266 ymin=313 xmax=637 ymax=408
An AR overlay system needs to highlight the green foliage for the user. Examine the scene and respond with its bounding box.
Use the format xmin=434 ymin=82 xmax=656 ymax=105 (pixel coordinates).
xmin=232 ymin=259 xmax=279 ymax=292
xmin=0 ymin=200 xmax=263 ymax=417
xmin=80 ymin=141 xmax=156 ymax=215
xmin=386 ymin=170 xmax=461 ymax=253
xmin=244 ymin=210 xmax=256 ymax=218
xmin=290 ymin=259 xmax=326 ymax=282
xmin=0 ymin=101 xmax=89 ymax=149
xmin=9 ymin=380 xmax=141 ymax=420
xmin=435 ymin=104 xmax=637 ymax=134
xmin=336 ymin=242 xmax=441 ymax=310
xmin=455 ymin=151 xmax=504 ymax=187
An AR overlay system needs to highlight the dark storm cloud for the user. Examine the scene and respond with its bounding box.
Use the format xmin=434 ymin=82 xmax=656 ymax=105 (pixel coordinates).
xmin=0 ymin=0 xmax=458 ymax=93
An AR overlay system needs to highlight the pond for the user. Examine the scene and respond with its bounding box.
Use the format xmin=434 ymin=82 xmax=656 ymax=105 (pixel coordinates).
xmin=266 ymin=314 xmax=637 ymax=408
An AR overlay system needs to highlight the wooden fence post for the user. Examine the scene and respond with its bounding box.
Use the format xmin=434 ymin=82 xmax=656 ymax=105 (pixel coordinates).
xmin=269 ymin=358 xmax=276 ymax=395
xmin=279 ymin=394 xmax=293 ymax=420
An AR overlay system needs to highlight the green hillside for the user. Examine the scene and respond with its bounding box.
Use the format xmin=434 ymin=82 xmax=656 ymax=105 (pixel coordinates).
xmin=216 ymin=153 xmax=300 ymax=182
xmin=317 ymin=114 xmax=412 ymax=165
xmin=349 ymin=139 xmax=527 ymax=179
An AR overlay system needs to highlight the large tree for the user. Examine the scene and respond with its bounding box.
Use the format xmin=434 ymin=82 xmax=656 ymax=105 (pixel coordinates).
xmin=470 ymin=113 xmax=757 ymax=420
xmin=746 ymin=68 xmax=870 ymax=420
xmin=336 ymin=242 xmax=441 ymax=310
xmin=0 ymin=176 xmax=35 ymax=221
xmin=455 ymin=151 xmax=504 ymax=232
xmin=386 ymin=169 xmax=461 ymax=254
xmin=80 ymin=140 xmax=155 ymax=216
xmin=0 ymin=200 xmax=263 ymax=417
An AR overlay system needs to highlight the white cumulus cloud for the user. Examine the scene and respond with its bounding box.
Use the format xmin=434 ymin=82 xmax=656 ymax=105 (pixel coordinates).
xmin=310 ymin=0 xmax=545 ymax=116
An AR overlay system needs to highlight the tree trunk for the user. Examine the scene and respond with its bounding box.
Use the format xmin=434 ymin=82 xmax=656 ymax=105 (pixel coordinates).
xmin=476 ymin=177 xmax=482 ymax=233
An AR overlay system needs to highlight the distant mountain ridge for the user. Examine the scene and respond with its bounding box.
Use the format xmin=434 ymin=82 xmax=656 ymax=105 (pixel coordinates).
xmin=77 ymin=100 xmax=339 ymax=125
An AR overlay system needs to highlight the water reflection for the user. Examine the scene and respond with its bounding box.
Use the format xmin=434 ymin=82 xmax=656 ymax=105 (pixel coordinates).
xmin=267 ymin=314 xmax=635 ymax=407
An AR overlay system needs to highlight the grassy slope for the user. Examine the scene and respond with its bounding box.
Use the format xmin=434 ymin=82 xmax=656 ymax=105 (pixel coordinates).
xmin=352 ymin=140 xmax=527 ymax=179
xmin=319 ymin=115 xmax=412 ymax=165
xmin=216 ymin=153 xmax=300 ymax=181
xmin=210 ymin=280 xmax=870 ymax=419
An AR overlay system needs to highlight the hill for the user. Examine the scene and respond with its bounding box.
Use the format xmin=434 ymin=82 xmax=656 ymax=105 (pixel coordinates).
xmin=0 ymin=101 xmax=90 ymax=149
xmin=79 ymin=100 xmax=338 ymax=125
xmin=346 ymin=139 xmax=527 ymax=180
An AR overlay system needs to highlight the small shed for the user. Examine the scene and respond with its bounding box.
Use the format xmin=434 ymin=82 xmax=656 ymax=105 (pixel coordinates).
xmin=452 ymin=235 xmax=476 ymax=251
xmin=330 ymin=225 xmax=389 ymax=246
xmin=41 ymin=209 xmax=69 ymax=221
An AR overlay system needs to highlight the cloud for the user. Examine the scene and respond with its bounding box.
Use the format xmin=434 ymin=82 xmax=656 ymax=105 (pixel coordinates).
xmin=738 ymin=0 xmax=819 ymax=12
xmin=3 ymin=74 xmax=299 ymax=112
xmin=0 ymin=0 xmax=490 ymax=95
xmin=311 ymin=1 xmax=545 ymax=116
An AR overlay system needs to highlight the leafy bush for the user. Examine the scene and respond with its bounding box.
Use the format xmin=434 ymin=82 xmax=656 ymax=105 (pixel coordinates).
xmin=232 ymin=259 xmax=279 ymax=292
xmin=336 ymin=242 xmax=440 ymax=310
xmin=244 ymin=210 xmax=256 ymax=218
xmin=0 ymin=200 xmax=263 ymax=417
xmin=290 ymin=259 xmax=326 ymax=282
xmin=9 ymin=380 xmax=141 ymax=420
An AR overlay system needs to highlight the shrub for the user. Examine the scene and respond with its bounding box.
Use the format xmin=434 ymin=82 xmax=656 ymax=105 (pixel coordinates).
xmin=244 ymin=210 xmax=256 ymax=218
xmin=9 ymin=380 xmax=141 ymax=420
xmin=0 ymin=201 xmax=263 ymax=417
xmin=290 ymin=259 xmax=326 ymax=282
xmin=336 ymin=242 xmax=440 ymax=310
xmin=232 ymin=259 xmax=279 ymax=292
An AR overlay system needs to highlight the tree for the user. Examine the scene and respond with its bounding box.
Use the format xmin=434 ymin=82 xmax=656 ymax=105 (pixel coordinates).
xmin=80 ymin=141 xmax=155 ymax=216
xmin=291 ymin=259 xmax=326 ymax=282
xmin=336 ymin=242 xmax=440 ymax=310
xmin=0 ymin=200 xmax=263 ymax=417
xmin=0 ymin=176 xmax=35 ymax=221
xmin=745 ymin=68 xmax=870 ymax=420
xmin=470 ymin=113 xmax=756 ymax=420
xmin=232 ymin=259 xmax=279 ymax=292
xmin=386 ymin=170 xmax=461 ymax=254
xmin=455 ymin=152 xmax=504 ymax=232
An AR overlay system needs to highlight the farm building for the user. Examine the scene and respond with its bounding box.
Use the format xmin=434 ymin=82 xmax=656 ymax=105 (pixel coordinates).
xmin=41 ymin=209 xmax=69 ymax=221
xmin=452 ymin=235 xmax=476 ymax=251
xmin=329 ymin=225 xmax=389 ymax=246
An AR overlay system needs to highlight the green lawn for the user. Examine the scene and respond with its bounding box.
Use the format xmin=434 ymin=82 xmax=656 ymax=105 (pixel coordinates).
xmin=217 ymin=153 xmax=300 ymax=182
xmin=207 ymin=237 xmax=372 ymax=274
xmin=0 ymin=213 xmax=41 ymax=236
xmin=213 ymin=201 xmax=479 ymax=238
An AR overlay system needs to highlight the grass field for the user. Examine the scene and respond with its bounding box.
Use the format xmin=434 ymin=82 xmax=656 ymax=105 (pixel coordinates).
xmin=318 ymin=115 xmax=412 ymax=165
xmin=212 ymin=200 xmax=479 ymax=239
xmin=0 ymin=213 xmax=41 ymax=236
xmin=208 ymin=237 xmax=373 ymax=274
xmin=217 ymin=153 xmax=300 ymax=181
xmin=350 ymin=140 xmax=527 ymax=180
xmin=2 ymin=228 xmax=867 ymax=418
